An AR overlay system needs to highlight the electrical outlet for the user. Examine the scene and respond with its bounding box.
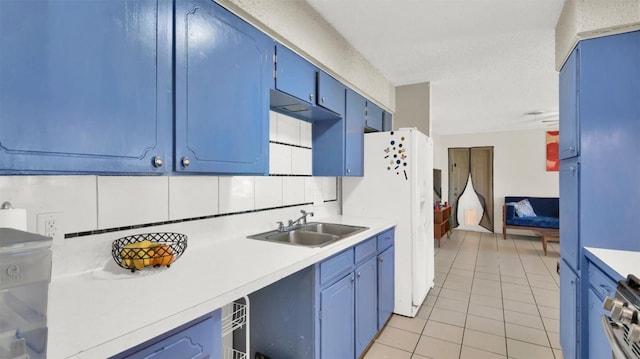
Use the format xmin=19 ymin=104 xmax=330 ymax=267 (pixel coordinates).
xmin=37 ymin=212 xmax=64 ymax=245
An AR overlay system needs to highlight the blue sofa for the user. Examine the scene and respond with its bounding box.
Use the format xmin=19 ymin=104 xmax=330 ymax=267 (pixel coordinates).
xmin=503 ymin=196 xmax=559 ymax=239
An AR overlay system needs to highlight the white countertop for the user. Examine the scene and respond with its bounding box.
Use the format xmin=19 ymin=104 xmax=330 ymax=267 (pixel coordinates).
xmin=585 ymin=247 xmax=640 ymax=279
xmin=47 ymin=215 xmax=395 ymax=359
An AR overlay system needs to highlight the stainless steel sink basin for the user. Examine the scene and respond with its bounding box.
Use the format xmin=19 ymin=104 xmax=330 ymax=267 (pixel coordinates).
xmin=247 ymin=222 xmax=368 ymax=247
xmin=298 ymin=222 xmax=368 ymax=237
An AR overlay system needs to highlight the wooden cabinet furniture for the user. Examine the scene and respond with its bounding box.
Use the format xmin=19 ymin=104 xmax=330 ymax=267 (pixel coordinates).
xmin=434 ymin=206 xmax=451 ymax=247
xmin=248 ymin=228 xmax=395 ymax=359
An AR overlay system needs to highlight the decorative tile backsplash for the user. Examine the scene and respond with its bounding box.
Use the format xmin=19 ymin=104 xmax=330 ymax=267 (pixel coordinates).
xmin=0 ymin=111 xmax=336 ymax=237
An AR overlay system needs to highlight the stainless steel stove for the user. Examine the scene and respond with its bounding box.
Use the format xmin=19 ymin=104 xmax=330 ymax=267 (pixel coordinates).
xmin=602 ymin=275 xmax=640 ymax=359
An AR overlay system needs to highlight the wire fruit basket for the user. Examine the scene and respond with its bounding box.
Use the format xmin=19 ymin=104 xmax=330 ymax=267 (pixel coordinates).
xmin=111 ymin=232 xmax=187 ymax=272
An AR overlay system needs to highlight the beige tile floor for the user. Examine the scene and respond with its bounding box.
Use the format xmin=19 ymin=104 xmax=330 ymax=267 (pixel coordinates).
xmin=363 ymin=230 xmax=564 ymax=359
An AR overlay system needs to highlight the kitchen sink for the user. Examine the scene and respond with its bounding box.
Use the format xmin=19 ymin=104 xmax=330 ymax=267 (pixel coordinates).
xmin=247 ymin=222 xmax=368 ymax=247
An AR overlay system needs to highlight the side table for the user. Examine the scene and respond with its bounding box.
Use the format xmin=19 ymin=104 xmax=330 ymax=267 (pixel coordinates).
xmin=434 ymin=205 xmax=451 ymax=247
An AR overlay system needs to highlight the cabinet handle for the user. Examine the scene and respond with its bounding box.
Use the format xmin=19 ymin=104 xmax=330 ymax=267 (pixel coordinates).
xmin=321 ymin=96 xmax=326 ymax=104
xmin=357 ymin=272 xmax=361 ymax=277
xmin=600 ymin=284 xmax=613 ymax=295
xmin=569 ymin=146 xmax=575 ymax=151
xmin=570 ymin=166 xmax=576 ymax=174
xmin=351 ymin=275 xmax=355 ymax=283
xmin=152 ymin=156 xmax=163 ymax=168
xmin=379 ymin=257 xmax=384 ymax=262
xmin=309 ymin=94 xmax=314 ymax=101
xmin=182 ymin=156 xmax=191 ymax=168
xmin=346 ymin=168 xmax=351 ymax=174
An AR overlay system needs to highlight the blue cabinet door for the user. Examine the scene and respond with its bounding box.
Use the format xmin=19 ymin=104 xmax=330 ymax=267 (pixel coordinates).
xmin=0 ymin=0 xmax=172 ymax=174
xmin=560 ymin=259 xmax=579 ymax=359
xmin=275 ymin=46 xmax=316 ymax=104
xmin=586 ymin=288 xmax=611 ymax=359
xmin=344 ymin=89 xmax=366 ymax=176
xmin=115 ymin=310 xmax=221 ymax=359
xmin=317 ymin=71 xmax=346 ymax=116
xmin=559 ymin=158 xmax=580 ymax=270
xmin=559 ymin=47 xmax=579 ymax=159
xmin=365 ymin=102 xmax=384 ymax=132
xmin=175 ymin=0 xmax=272 ymax=174
xmin=320 ymin=274 xmax=355 ymax=359
xmin=378 ymin=246 xmax=395 ymax=330
xmin=355 ymin=257 xmax=378 ymax=358
xmin=383 ymin=111 xmax=393 ymax=131
xmin=577 ymin=31 xmax=640 ymax=252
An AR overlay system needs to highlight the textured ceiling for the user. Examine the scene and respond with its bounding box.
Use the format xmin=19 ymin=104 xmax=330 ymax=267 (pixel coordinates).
xmin=305 ymin=0 xmax=565 ymax=135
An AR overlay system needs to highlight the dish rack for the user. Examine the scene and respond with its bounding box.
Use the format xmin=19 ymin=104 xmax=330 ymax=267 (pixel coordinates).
xmin=221 ymin=296 xmax=250 ymax=359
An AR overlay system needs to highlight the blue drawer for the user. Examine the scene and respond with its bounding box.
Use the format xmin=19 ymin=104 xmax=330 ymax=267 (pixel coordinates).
xmin=377 ymin=228 xmax=395 ymax=252
xmin=355 ymin=237 xmax=377 ymax=264
xmin=115 ymin=310 xmax=221 ymax=359
xmin=319 ymin=248 xmax=354 ymax=286
xmin=587 ymin=261 xmax=617 ymax=301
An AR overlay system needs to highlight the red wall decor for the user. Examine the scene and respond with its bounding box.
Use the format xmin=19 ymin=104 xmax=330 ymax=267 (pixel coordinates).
xmin=546 ymin=131 xmax=559 ymax=171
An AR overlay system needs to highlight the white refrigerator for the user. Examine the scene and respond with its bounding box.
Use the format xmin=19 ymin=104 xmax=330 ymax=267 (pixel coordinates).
xmin=343 ymin=128 xmax=434 ymax=318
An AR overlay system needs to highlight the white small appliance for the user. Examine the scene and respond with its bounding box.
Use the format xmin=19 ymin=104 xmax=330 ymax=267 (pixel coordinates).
xmin=343 ymin=128 xmax=434 ymax=317
xmin=0 ymin=228 xmax=52 ymax=359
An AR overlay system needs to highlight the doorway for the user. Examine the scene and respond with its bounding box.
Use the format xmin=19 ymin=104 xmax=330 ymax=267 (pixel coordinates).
xmin=448 ymin=147 xmax=494 ymax=232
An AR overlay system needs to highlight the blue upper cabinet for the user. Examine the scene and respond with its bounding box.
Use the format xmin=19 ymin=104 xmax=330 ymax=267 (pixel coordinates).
xmin=559 ymin=158 xmax=580 ymax=270
xmin=577 ymin=31 xmax=640 ymax=251
xmin=559 ymin=47 xmax=579 ymax=159
xmin=317 ymin=71 xmax=346 ymax=116
xmin=383 ymin=111 xmax=393 ymax=131
xmin=344 ymin=90 xmax=366 ymax=176
xmin=0 ymin=0 xmax=173 ymax=173
xmin=272 ymin=45 xmax=342 ymax=122
xmin=275 ymin=45 xmax=317 ymax=105
xmin=365 ymin=102 xmax=384 ymax=132
xmin=174 ymin=0 xmax=272 ymax=174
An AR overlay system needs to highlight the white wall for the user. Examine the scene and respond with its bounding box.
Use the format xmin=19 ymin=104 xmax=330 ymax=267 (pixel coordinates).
xmin=215 ymin=0 xmax=395 ymax=112
xmin=394 ymin=83 xmax=430 ymax=135
xmin=0 ymin=112 xmax=338 ymax=238
xmin=555 ymin=0 xmax=640 ymax=70
xmin=435 ymin=129 xmax=559 ymax=234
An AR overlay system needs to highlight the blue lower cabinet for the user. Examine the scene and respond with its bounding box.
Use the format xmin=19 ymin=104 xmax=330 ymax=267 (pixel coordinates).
xmin=248 ymin=228 xmax=395 ymax=359
xmin=377 ymin=246 xmax=395 ymax=329
xmin=560 ymin=259 xmax=579 ymax=359
xmin=112 ymin=310 xmax=221 ymax=359
xmin=355 ymin=256 xmax=378 ymax=358
xmin=321 ymin=274 xmax=355 ymax=359
xmin=582 ymin=255 xmax=622 ymax=359
xmin=586 ymin=289 xmax=611 ymax=359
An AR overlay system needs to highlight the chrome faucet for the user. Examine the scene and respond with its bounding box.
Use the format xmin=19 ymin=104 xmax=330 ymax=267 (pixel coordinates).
xmin=277 ymin=210 xmax=314 ymax=231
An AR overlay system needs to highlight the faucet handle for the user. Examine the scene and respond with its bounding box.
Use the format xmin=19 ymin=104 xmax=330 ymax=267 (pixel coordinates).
xmin=276 ymin=221 xmax=285 ymax=231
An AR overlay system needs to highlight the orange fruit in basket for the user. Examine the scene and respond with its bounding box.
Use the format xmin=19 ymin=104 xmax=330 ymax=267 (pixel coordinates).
xmin=152 ymin=244 xmax=174 ymax=266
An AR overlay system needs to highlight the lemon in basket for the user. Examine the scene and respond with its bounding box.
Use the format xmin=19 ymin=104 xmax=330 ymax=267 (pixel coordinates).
xmin=120 ymin=240 xmax=156 ymax=270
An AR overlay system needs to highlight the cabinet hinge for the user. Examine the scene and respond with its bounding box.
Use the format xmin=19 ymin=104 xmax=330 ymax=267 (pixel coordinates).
xmin=319 ymin=310 xmax=322 ymax=321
